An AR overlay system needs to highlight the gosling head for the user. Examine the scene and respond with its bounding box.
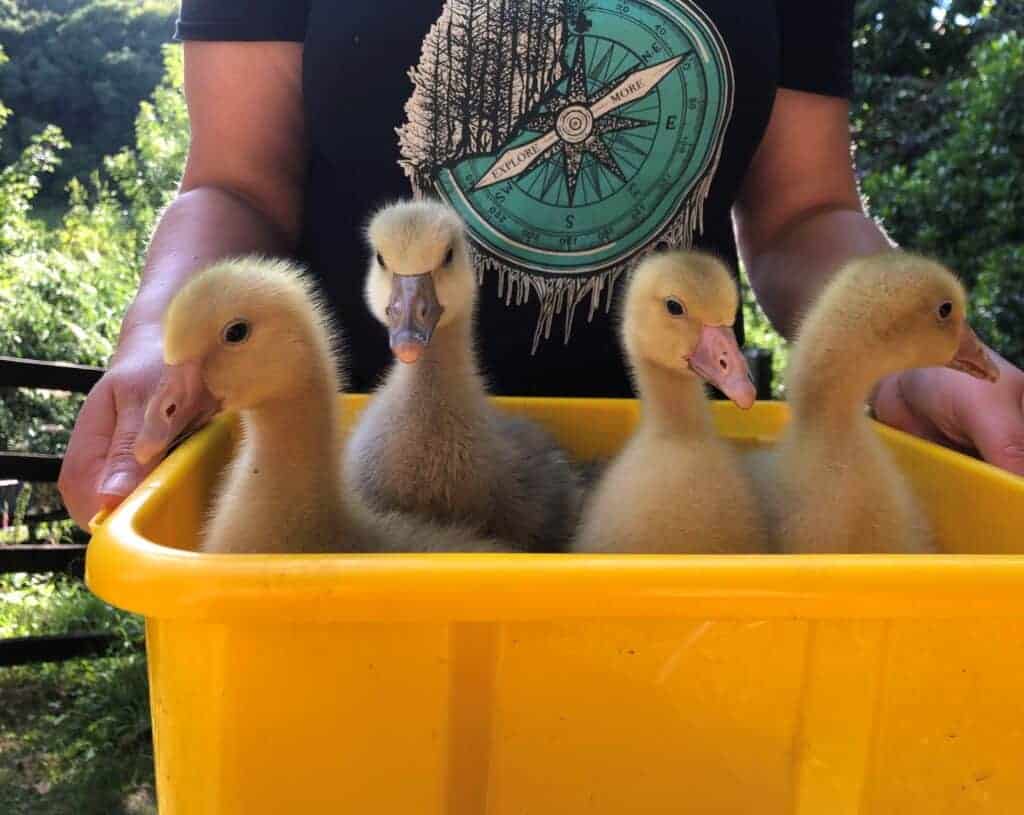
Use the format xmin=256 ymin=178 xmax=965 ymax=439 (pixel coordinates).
xmin=134 ymin=257 xmax=337 ymax=464
xmin=814 ymin=251 xmax=999 ymax=384
xmin=622 ymin=251 xmax=756 ymax=409
xmin=365 ymin=200 xmax=475 ymax=364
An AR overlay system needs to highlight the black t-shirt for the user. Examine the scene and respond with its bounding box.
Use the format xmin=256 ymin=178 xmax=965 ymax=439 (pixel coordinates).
xmin=176 ymin=0 xmax=853 ymax=396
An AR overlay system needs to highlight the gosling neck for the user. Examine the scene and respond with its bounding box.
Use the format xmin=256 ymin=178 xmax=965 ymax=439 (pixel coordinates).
xmin=786 ymin=326 xmax=889 ymax=430
xmin=241 ymin=360 xmax=344 ymax=485
xmin=632 ymin=357 xmax=715 ymax=438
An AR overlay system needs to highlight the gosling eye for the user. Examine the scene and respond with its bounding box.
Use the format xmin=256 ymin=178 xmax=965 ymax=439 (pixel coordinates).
xmin=937 ymin=301 xmax=953 ymax=320
xmin=443 ymin=246 xmax=454 ymax=266
xmin=222 ymin=319 xmax=251 ymax=345
xmin=665 ymin=298 xmax=686 ymax=317
xmin=376 ymin=251 xmax=387 ymax=270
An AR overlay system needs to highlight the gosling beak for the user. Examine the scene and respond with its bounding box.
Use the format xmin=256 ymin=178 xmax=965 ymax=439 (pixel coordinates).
xmin=686 ymin=325 xmax=757 ymax=410
xmin=387 ymin=273 xmax=444 ymax=364
xmin=134 ymin=359 xmax=219 ymax=465
xmin=947 ymin=324 xmax=1000 ymax=383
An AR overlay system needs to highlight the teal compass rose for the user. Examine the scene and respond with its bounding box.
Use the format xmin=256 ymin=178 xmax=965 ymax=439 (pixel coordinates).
xmin=473 ymin=35 xmax=663 ymax=206
xmin=433 ymin=0 xmax=735 ymax=278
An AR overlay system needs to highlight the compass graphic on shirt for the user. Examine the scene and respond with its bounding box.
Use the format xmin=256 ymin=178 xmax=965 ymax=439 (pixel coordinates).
xmin=398 ymin=0 xmax=734 ymax=348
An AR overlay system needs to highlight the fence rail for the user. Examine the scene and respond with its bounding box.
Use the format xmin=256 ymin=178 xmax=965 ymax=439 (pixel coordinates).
xmin=0 ymin=632 xmax=121 ymax=667
xmin=0 ymin=452 xmax=64 ymax=483
xmin=0 ymin=544 xmax=88 ymax=577
xmin=1 ymin=356 xmax=119 ymax=667
xmin=0 ymin=355 xmax=104 ymax=393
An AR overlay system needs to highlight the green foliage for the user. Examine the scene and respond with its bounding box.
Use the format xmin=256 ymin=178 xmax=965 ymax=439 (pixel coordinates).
xmin=850 ymin=0 xmax=1021 ymax=175
xmin=105 ymin=43 xmax=189 ymax=231
xmin=0 ymin=125 xmax=67 ymax=247
xmin=0 ymin=0 xmax=177 ymax=204
xmin=0 ymin=46 xmax=68 ymax=253
xmin=0 ymin=45 xmax=187 ymax=457
xmin=972 ymin=245 xmax=1024 ymax=366
xmin=862 ymin=31 xmax=1024 ymax=365
xmin=1 ymin=45 xmax=190 ymax=371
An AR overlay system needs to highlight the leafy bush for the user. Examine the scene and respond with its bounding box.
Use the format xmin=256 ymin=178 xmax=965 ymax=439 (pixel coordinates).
xmin=0 ymin=47 xmax=67 ymax=255
xmin=104 ymin=43 xmax=188 ymax=231
xmin=862 ymin=32 xmax=1024 ymax=365
xmin=0 ymin=0 xmax=177 ymax=204
xmin=0 ymin=45 xmax=187 ymax=457
xmin=973 ymin=245 xmax=1024 ymax=365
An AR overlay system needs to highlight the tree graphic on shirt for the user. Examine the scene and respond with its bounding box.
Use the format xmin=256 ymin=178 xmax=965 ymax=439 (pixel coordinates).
xmin=398 ymin=0 xmax=570 ymax=193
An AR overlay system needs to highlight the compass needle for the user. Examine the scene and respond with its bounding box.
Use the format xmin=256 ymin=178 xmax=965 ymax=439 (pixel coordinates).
xmin=473 ymin=130 xmax=561 ymax=190
xmin=590 ymin=54 xmax=686 ymax=120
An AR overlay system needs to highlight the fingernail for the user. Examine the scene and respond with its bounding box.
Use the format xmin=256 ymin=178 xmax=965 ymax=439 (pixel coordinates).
xmin=98 ymin=493 xmax=125 ymax=512
xmin=99 ymin=471 xmax=136 ymax=498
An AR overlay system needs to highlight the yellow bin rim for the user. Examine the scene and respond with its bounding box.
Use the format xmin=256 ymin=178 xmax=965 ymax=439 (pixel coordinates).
xmin=86 ymin=397 xmax=1024 ymax=625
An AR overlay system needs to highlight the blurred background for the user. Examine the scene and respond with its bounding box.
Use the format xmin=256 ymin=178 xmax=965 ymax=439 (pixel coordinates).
xmin=0 ymin=1 xmax=1021 ymax=812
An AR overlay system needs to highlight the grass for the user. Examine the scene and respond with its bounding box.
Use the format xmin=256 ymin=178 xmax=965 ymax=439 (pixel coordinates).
xmin=0 ymin=574 xmax=155 ymax=814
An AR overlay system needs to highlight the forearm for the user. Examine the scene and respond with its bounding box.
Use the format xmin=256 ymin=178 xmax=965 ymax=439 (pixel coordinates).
xmin=741 ymin=207 xmax=893 ymax=340
xmin=115 ymin=186 xmax=296 ymax=355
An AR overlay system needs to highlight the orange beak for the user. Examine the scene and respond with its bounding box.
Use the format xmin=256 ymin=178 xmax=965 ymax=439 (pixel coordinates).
xmin=947 ymin=324 xmax=1000 ymax=383
xmin=686 ymin=325 xmax=757 ymax=409
xmin=134 ymin=359 xmax=219 ymax=464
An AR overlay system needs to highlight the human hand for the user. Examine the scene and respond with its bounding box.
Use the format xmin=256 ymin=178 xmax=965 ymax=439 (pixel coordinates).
xmin=58 ymin=335 xmax=219 ymax=528
xmin=872 ymin=346 xmax=1024 ymax=477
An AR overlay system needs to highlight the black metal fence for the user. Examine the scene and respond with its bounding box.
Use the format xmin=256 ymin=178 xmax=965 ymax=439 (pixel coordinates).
xmin=0 ymin=356 xmax=120 ymax=667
